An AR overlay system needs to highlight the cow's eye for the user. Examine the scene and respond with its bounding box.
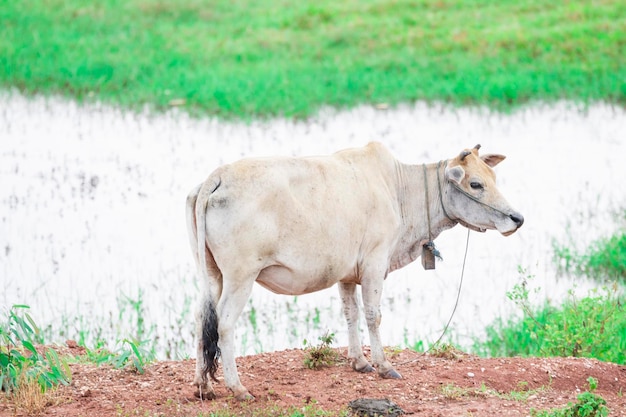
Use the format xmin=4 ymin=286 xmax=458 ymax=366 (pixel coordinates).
xmin=470 ymin=182 xmax=483 ymax=190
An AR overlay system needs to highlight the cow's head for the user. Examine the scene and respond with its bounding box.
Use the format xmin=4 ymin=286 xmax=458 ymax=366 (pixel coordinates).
xmin=444 ymin=145 xmax=524 ymax=236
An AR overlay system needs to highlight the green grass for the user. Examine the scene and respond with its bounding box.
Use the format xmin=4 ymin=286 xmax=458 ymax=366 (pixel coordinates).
xmin=531 ymin=377 xmax=609 ymax=417
xmin=474 ymin=274 xmax=626 ymax=365
xmin=440 ymin=381 xmax=549 ymax=402
xmin=475 ymin=209 xmax=626 ymax=365
xmin=554 ymin=231 xmax=626 ymax=282
xmin=0 ymin=305 xmax=71 ymax=399
xmin=2 ymin=0 xmax=625 ymax=118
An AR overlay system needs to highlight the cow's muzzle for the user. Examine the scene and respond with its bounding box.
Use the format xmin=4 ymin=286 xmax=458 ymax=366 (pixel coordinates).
xmin=509 ymin=212 xmax=524 ymax=229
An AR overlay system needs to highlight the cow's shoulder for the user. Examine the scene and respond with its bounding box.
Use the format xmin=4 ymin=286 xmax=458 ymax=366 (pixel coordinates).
xmin=333 ymin=142 xmax=397 ymax=169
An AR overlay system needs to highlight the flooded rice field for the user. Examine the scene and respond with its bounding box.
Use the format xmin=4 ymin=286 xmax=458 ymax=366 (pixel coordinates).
xmin=1 ymin=93 xmax=624 ymax=358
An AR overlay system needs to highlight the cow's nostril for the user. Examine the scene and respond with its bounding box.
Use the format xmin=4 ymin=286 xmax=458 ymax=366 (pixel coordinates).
xmin=509 ymin=213 xmax=524 ymax=228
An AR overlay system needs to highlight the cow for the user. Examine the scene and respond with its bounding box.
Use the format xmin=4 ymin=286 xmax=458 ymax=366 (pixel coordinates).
xmin=186 ymin=142 xmax=523 ymax=400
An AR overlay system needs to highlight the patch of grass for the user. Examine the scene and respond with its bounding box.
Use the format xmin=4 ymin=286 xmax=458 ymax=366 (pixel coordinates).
xmin=108 ymin=339 xmax=155 ymax=374
xmin=73 ymin=338 xmax=155 ymax=374
xmin=531 ymin=377 xmax=609 ymax=417
xmin=383 ymin=345 xmax=403 ymax=359
xmin=40 ymin=286 xmax=187 ymax=360
xmin=303 ymin=331 xmax=340 ymax=370
xmin=474 ymin=269 xmax=626 ymax=364
xmin=554 ymin=231 xmax=626 ymax=282
xmin=440 ymin=381 xmax=549 ymax=402
xmin=0 ymin=305 xmax=71 ymax=393
xmin=232 ymin=401 xmax=350 ymax=417
xmin=440 ymin=383 xmax=473 ymax=400
xmin=0 ymin=305 xmax=71 ymax=415
xmin=428 ymin=342 xmax=465 ymax=359
xmin=497 ymin=381 xmax=550 ymax=402
xmin=2 ymin=0 xmax=625 ymax=118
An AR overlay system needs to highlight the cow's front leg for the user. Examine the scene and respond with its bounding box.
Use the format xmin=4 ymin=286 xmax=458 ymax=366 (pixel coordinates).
xmin=361 ymin=268 xmax=402 ymax=379
xmin=339 ymin=282 xmax=374 ymax=373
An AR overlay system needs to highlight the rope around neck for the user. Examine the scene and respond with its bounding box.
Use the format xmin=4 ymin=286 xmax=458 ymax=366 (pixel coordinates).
xmin=436 ymin=160 xmax=454 ymax=222
xmin=422 ymin=164 xmax=433 ymax=240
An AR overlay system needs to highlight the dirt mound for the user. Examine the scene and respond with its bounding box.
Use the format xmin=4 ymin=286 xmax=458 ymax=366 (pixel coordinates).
xmin=2 ymin=346 xmax=625 ymax=416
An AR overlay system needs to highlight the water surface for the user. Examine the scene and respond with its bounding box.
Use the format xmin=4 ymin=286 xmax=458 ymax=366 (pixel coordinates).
xmin=1 ymin=94 xmax=624 ymax=357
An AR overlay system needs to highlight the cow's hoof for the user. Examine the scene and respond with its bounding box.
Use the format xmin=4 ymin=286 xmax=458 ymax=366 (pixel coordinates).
xmin=235 ymin=391 xmax=255 ymax=401
xmin=380 ymin=369 xmax=402 ymax=379
xmin=355 ymin=363 xmax=375 ymax=373
xmin=194 ymin=387 xmax=217 ymax=400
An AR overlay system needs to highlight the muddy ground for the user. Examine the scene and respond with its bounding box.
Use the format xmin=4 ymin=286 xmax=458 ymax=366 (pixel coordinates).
xmin=2 ymin=344 xmax=625 ymax=416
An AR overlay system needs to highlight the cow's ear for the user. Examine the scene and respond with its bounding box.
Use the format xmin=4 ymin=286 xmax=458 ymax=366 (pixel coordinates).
xmin=446 ymin=165 xmax=465 ymax=185
xmin=481 ymin=154 xmax=506 ymax=168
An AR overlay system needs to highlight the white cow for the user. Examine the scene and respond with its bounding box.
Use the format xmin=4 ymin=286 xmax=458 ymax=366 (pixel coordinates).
xmin=186 ymin=142 xmax=523 ymax=400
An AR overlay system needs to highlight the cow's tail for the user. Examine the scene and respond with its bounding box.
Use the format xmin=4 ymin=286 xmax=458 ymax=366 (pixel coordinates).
xmin=192 ymin=177 xmax=222 ymax=383
xmin=201 ymin=295 xmax=220 ymax=383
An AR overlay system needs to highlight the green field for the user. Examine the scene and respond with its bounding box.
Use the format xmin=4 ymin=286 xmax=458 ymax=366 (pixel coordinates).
xmin=2 ymin=0 xmax=625 ymax=118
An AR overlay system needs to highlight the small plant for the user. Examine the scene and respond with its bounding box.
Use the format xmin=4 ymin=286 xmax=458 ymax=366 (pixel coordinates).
xmin=384 ymin=345 xmax=403 ymax=359
xmin=109 ymin=339 xmax=155 ymax=374
xmin=74 ymin=337 xmax=155 ymax=374
xmin=0 ymin=305 xmax=71 ymax=393
xmin=531 ymin=377 xmax=609 ymax=417
xmin=303 ymin=331 xmax=339 ymax=370
xmin=117 ymin=289 xmax=156 ymax=348
xmin=0 ymin=305 xmax=71 ymax=415
xmin=410 ymin=339 xmax=425 ymax=353
xmin=428 ymin=342 xmax=465 ymax=359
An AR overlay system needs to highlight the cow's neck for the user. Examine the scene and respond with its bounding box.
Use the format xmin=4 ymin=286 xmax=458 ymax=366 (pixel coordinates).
xmin=390 ymin=160 xmax=457 ymax=271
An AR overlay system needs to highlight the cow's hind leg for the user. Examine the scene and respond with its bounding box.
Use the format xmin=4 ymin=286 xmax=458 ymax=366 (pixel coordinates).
xmin=216 ymin=276 xmax=256 ymax=401
xmin=339 ymin=283 xmax=374 ymax=373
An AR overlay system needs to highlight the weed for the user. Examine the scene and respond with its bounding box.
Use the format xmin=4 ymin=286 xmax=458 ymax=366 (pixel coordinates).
xmin=428 ymin=342 xmax=465 ymax=360
xmin=410 ymin=340 xmax=425 ymax=353
xmin=117 ymin=289 xmax=156 ymax=348
xmin=474 ymin=269 xmax=626 ymax=364
xmin=0 ymin=305 xmax=71 ymax=415
xmin=312 ymin=307 xmax=321 ymax=328
xmin=303 ymin=331 xmax=340 ymax=369
xmin=384 ymin=345 xmax=403 ymax=359
xmin=553 ymin=230 xmax=626 ymax=281
xmin=109 ymin=339 xmax=155 ymax=374
xmin=75 ymin=338 xmax=155 ymax=374
xmin=531 ymin=377 xmax=609 ymax=417
xmin=0 ymin=305 xmax=71 ymax=393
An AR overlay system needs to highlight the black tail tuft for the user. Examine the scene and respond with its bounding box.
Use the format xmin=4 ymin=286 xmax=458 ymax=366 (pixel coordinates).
xmin=202 ymin=298 xmax=221 ymax=383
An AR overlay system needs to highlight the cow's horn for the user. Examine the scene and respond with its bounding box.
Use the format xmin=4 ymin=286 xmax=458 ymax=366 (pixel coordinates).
xmin=460 ymin=150 xmax=471 ymax=160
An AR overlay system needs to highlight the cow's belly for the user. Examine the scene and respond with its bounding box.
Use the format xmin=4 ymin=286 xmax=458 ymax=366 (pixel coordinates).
xmin=255 ymin=265 xmax=348 ymax=296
